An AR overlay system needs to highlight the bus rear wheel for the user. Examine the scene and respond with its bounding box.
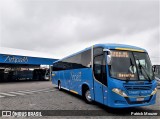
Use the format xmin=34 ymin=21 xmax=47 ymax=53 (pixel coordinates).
xmin=84 ymin=89 xmax=92 ymax=103
xmin=58 ymin=81 xmax=61 ymax=91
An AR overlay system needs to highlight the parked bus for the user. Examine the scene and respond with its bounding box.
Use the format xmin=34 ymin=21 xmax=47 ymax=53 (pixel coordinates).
xmin=153 ymin=65 xmax=160 ymax=86
xmin=154 ymin=65 xmax=160 ymax=79
xmin=52 ymin=44 xmax=157 ymax=108
xmin=0 ymin=69 xmax=50 ymax=82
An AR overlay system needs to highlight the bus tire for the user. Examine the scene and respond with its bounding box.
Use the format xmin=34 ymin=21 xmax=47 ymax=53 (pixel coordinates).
xmin=84 ymin=89 xmax=92 ymax=104
xmin=58 ymin=81 xmax=61 ymax=91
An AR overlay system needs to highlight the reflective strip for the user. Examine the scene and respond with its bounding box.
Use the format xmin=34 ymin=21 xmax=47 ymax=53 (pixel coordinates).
xmin=0 ymin=93 xmax=16 ymax=96
xmin=115 ymin=48 xmax=144 ymax=52
xmin=70 ymin=90 xmax=78 ymax=94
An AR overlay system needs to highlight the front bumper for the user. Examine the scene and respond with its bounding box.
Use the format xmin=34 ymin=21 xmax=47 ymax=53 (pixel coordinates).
xmin=107 ymin=92 xmax=156 ymax=108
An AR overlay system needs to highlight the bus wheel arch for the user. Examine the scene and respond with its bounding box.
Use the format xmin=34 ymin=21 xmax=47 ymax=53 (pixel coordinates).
xmin=82 ymin=84 xmax=92 ymax=103
xmin=58 ymin=80 xmax=61 ymax=90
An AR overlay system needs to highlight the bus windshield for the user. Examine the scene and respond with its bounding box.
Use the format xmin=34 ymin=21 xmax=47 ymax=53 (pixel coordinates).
xmin=109 ymin=50 xmax=154 ymax=81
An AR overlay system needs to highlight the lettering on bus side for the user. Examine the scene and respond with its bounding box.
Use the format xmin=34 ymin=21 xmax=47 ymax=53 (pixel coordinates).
xmin=71 ymin=72 xmax=82 ymax=81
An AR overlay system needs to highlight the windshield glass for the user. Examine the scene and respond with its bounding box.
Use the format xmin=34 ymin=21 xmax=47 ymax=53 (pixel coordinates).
xmin=134 ymin=52 xmax=154 ymax=80
xmin=109 ymin=50 xmax=154 ymax=81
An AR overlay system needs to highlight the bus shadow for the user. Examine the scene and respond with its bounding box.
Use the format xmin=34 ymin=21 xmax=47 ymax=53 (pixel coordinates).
xmin=56 ymin=88 xmax=154 ymax=116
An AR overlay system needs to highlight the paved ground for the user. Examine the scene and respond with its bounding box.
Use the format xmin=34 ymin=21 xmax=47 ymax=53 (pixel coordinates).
xmin=0 ymin=81 xmax=159 ymax=119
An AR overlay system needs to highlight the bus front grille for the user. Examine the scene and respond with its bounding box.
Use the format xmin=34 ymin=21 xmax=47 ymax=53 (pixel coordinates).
xmin=124 ymin=86 xmax=152 ymax=90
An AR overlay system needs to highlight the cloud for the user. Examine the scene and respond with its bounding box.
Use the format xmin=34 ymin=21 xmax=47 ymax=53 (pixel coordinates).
xmin=0 ymin=0 xmax=159 ymax=64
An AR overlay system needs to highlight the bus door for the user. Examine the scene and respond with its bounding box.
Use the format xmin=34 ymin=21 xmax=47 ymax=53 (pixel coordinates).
xmin=93 ymin=55 xmax=106 ymax=104
xmin=93 ymin=47 xmax=108 ymax=104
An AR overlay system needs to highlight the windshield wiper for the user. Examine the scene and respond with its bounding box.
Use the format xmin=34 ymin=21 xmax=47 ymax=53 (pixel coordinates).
xmin=125 ymin=58 xmax=134 ymax=82
xmin=137 ymin=59 xmax=151 ymax=82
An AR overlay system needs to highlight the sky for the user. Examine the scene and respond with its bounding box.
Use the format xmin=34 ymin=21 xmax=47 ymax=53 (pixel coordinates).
xmin=0 ymin=0 xmax=159 ymax=64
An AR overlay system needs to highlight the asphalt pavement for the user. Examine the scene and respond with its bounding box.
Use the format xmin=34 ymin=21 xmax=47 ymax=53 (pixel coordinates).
xmin=0 ymin=81 xmax=159 ymax=119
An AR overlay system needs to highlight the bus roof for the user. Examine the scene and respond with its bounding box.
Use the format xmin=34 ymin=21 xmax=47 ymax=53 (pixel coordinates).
xmin=94 ymin=43 xmax=146 ymax=52
xmin=53 ymin=43 xmax=147 ymax=63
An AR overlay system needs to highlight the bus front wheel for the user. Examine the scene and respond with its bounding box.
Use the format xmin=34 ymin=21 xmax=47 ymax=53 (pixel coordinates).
xmin=84 ymin=89 xmax=92 ymax=103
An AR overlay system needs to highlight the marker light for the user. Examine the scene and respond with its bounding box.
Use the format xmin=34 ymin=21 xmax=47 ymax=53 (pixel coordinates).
xmin=112 ymin=88 xmax=128 ymax=97
xmin=151 ymin=88 xmax=157 ymax=95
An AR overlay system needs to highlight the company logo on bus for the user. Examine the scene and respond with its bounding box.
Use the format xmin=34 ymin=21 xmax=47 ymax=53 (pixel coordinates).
xmin=4 ymin=55 xmax=28 ymax=63
xmin=128 ymin=90 xmax=152 ymax=95
xmin=71 ymin=72 xmax=81 ymax=81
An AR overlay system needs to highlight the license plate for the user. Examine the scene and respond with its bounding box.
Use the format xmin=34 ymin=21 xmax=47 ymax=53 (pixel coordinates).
xmin=136 ymin=97 xmax=144 ymax=101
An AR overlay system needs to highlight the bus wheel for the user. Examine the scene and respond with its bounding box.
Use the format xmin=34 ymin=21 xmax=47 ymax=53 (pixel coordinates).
xmin=58 ymin=81 xmax=61 ymax=91
xmin=84 ymin=89 xmax=92 ymax=103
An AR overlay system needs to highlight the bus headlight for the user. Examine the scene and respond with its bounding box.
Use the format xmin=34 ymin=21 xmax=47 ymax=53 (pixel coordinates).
xmin=112 ymin=88 xmax=128 ymax=97
xmin=151 ymin=88 xmax=157 ymax=95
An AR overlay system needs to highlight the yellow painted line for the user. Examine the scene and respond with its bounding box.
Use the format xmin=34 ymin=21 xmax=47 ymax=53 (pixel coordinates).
xmin=115 ymin=48 xmax=144 ymax=52
xmin=70 ymin=90 xmax=78 ymax=94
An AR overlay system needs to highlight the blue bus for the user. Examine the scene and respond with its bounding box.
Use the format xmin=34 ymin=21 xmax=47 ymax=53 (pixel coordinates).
xmin=52 ymin=44 xmax=157 ymax=108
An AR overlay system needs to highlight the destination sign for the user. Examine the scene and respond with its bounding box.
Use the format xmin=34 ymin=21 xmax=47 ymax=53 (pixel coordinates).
xmin=111 ymin=51 xmax=129 ymax=58
xmin=118 ymin=73 xmax=135 ymax=78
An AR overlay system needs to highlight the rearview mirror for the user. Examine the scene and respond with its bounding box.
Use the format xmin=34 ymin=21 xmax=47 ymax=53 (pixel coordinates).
xmin=107 ymin=55 xmax=112 ymax=65
xmin=103 ymin=49 xmax=112 ymax=65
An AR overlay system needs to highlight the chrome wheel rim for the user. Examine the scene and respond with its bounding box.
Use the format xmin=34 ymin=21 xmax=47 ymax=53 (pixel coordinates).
xmin=85 ymin=90 xmax=92 ymax=102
